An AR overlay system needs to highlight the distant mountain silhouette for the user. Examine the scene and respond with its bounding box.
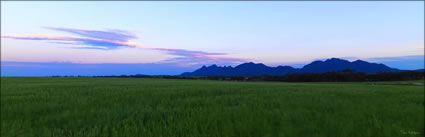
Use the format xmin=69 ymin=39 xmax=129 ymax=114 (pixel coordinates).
xmin=181 ymin=63 xmax=297 ymax=76
xmin=300 ymin=58 xmax=399 ymax=73
xmin=414 ymin=69 xmax=425 ymax=72
xmin=181 ymin=58 xmax=405 ymax=76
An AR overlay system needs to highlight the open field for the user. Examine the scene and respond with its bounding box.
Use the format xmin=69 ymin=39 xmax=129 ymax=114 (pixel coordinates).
xmin=1 ymin=77 xmax=424 ymax=137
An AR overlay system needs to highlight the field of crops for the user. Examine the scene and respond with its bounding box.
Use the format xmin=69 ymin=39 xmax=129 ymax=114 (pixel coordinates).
xmin=1 ymin=77 xmax=424 ymax=137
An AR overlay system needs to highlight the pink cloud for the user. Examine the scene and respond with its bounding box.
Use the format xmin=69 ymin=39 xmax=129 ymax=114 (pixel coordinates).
xmin=44 ymin=27 xmax=137 ymax=41
xmin=2 ymin=34 xmax=142 ymax=49
xmin=2 ymin=27 xmax=247 ymax=66
xmin=153 ymin=48 xmax=247 ymax=66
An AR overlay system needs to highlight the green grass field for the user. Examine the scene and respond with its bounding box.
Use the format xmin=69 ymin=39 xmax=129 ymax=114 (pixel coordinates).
xmin=1 ymin=77 xmax=424 ymax=137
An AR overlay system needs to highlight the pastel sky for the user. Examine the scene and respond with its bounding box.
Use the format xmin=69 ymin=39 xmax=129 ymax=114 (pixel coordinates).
xmin=1 ymin=1 xmax=424 ymax=76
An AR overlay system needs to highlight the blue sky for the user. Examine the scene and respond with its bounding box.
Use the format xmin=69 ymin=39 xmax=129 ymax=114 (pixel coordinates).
xmin=1 ymin=1 xmax=424 ymax=76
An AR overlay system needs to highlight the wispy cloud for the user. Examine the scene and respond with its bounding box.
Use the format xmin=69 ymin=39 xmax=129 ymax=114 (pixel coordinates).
xmin=366 ymin=55 xmax=424 ymax=62
xmin=2 ymin=34 xmax=142 ymax=49
xmin=153 ymin=48 xmax=246 ymax=66
xmin=2 ymin=27 xmax=247 ymax=66
xmin=44 ymin=27 xmax=137 ymax=41
xmin=153 ymin=48 xmax=227 ymax=56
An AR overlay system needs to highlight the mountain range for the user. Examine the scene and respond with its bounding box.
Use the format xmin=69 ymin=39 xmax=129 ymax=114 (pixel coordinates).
xmin=181 ymin=58 xmax=423 ymax=76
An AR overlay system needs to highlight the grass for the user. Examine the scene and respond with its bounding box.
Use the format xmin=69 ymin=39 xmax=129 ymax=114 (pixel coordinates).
xmin=373 ymin=80 xmax=425 ymax=86
xmin=1 ymin=77 xmax=424 ymax=137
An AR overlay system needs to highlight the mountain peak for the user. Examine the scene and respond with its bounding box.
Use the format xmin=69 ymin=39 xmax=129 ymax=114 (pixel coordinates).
xmin=236 ymin=62 xmax=266 ymax=68
xmin=353 ymin=60 xmax=368 ymax=63
xmin=325 ymin=58 xmax=349 ymax=63
xmin=328 ymin=57 xmax=342 ymax=60
xmin=241 ymin=62 xmax=263 ymax=65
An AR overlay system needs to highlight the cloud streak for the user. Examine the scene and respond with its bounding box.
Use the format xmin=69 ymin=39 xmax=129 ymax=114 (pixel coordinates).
xmin=152 ymin=48 xmax=246 ymax=66
xmin=2 ymin=27 xmax=247 ymax=66
xmin=153 ymin=48 xmax=227 ymax=56
xmin=2 ymin=34 xmax=142 ymax=49
xmin=44 ymin=27 xmax=137 ymax=41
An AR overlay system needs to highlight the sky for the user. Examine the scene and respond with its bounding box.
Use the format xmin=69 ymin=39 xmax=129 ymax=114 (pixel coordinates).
xmin=1 ymin=1 xmax=424 ymax=76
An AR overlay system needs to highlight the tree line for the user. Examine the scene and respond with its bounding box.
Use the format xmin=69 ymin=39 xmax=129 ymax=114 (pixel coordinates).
xmin=87 ymin=69 xmax=425 ymax=82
